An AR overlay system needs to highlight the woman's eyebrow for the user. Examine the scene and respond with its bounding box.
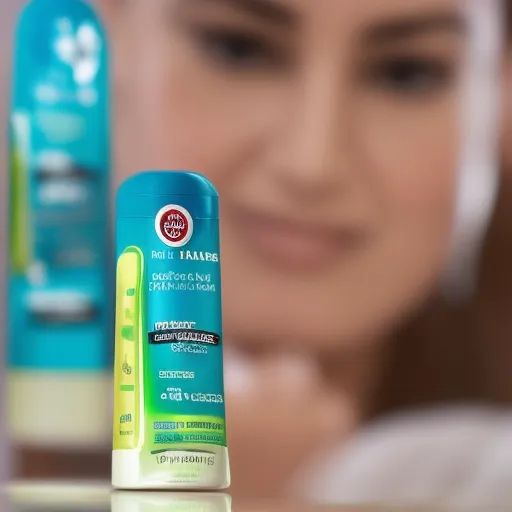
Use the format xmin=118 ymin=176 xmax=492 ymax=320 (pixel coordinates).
xmin=363 ymin=11 xmax=466 ymax=44
xmin=175 ymin=0 xmax=296 ymax=27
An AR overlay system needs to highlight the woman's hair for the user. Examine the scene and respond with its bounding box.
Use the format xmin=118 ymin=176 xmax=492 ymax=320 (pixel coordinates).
xmin=373 ymin=2 xmax=512 ymax=417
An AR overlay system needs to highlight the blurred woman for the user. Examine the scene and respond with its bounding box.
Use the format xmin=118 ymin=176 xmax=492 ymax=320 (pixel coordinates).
xmin=100 ymin=0 xmax=502 ymax=501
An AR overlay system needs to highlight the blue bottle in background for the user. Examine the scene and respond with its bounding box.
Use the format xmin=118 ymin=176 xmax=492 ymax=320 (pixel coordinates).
xmin=7 ymin=0 xmax=112 ymax=449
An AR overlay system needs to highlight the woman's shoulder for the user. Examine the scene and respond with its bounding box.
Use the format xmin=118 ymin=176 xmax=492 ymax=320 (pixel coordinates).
xmin=294 ymin=404 xmax=512 ymax=507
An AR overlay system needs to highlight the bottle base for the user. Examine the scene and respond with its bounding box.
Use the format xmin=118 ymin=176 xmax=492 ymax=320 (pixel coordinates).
xmin=111 ymin=447 xmax=230 ymax=490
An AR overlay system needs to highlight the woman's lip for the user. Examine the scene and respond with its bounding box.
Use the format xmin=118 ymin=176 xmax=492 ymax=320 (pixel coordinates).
xmin=231 ymin=210 xmax=364 ymax=269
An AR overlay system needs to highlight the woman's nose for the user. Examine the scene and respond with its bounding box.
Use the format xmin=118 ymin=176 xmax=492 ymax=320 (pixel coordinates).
xmin=273 ymin=60 xmax=350 ymax=196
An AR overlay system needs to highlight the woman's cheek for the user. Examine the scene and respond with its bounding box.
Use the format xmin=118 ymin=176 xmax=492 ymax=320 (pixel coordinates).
xmin=358 ymin=101 xmax=458 ymax=226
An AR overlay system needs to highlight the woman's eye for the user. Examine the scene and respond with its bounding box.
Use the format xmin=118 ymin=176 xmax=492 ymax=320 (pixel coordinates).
xmin=192 ymin=27 xmax=273 ymax=69
xmin=368 ymin=57 xmax=454 ymax=94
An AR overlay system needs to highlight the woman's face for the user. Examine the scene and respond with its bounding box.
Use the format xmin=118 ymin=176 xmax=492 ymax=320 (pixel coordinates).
xmin=113 ymin=0 xmax=465 ymax=350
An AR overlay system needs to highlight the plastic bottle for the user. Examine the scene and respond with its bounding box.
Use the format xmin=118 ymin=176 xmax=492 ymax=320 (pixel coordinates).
xmin=112 ymin=171 xmax=230 ymax=489
xmin=7 ymin=0 xmax=111 ymax=452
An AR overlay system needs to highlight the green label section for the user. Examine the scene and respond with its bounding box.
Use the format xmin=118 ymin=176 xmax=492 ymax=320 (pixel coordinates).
xmin=113 ymin=246 xmax=144 ymax=450
xmin=146 ymin=414 xmax=226 ymax=452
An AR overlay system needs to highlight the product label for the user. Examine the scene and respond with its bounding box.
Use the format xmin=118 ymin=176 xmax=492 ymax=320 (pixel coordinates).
xmin=113 ymin=202 xmax=226 ymax=481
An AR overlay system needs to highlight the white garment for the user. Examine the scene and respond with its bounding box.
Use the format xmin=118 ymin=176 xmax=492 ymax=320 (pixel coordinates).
xmin=295 ymin=405 xmax=512 ymax=509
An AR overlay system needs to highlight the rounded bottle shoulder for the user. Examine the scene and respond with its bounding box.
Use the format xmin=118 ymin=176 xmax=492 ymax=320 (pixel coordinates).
xmin=117 ymin=171 xmax=219 ymax=220
xmin=118 ymin=171 xmax=218 ymax=198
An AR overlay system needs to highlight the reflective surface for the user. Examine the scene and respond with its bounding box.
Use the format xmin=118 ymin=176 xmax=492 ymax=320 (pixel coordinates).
xmin=1 ymin=481 xmax=444 ymax=512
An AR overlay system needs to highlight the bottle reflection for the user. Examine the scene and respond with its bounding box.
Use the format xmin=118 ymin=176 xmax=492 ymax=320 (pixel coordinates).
xmin=5 ymin=481 xmax=111 ymax=511
xmin=4 ymin=484 xmax=234 ymax=512
xmin=111 ymin=491 xmax=232 ymax=512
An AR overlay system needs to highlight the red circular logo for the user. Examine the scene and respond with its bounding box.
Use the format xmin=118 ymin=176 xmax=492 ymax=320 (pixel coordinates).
xmin=159 ymin=208 xmax=189 ymax=244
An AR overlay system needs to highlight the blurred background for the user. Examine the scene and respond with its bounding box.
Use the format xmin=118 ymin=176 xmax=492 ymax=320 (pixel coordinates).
xmin=3 ymin=0 xmax=512 ymax=508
